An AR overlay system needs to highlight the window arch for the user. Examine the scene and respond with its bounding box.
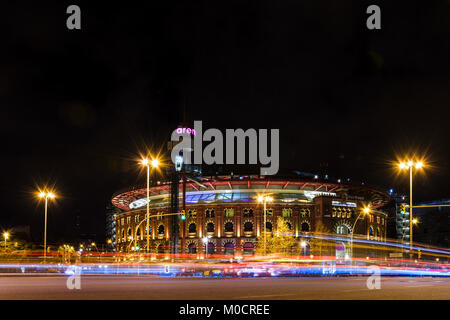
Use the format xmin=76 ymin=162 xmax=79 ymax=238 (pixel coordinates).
xmin=301 ymin=222 xmax=310 ymax=232
xmin=225 ymin=208 xmax=234 ymax=217
xmin=205 ymin=209 xmax=216 ymax=218
xmin=188 ymin=223 xmax=196 ymax=233
xmin=369 ymin=226 xmax=374 ymax=236
xmin=265 ymin=221 xmax=273 ymax=232
xmin=337 ymin=225 xmax=350 ymax=235
xmin=243 ymin=208 xmax=254 ymax=217
xmin=244 ymin=221 xmax=253 ymax=232
xmin=224 ymin=222 xmax=234 ymax=232
xmin=207 ymin=222 xmax=215 ymax=233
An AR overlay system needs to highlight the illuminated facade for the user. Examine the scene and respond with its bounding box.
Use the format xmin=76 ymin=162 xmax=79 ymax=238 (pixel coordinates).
xmin=111 ymin=175 xmax=389 ymax=256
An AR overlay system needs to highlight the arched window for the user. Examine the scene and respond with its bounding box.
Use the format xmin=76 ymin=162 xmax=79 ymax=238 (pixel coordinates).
xmin=301 ymin=222 xmax=310 ymax=232
xmin=121 ymin=229 xmax=125 ymax=239
xmin=244 ymin=222 xmax=253 ymax=232
xmin=210 ymin=209 xmax=215 ymax=218
xmin=286 ymin=222 xmax=292 ymax=230
xmin=369 ymin=226 xmax=374 ymax=236
xmin=207 ymin=222 xmax=215 ymax=233
xmin=337 ymin=225 xmax=350 ymax=235
xmin=188 ymin=210 xmax=196 ymax=218
xmin=225 ymin=208 xmax=234 ymax=217
xmin=158 ymin=225 xmax=165 ymax=235
xmin=205 ymin=209 xmax=210 ymax=218
xmin=136 ymin=228 xmax=141 ymax=237
xmin=188 ymin=223 xmax=196 ymax=233
xmin=224 ymin=222 xmax=234 ymax=232
xmin=127 ymin=228 xmax=132 ymax=236
xmin=265 ymin=221 xmax=273 ymax=232
xmin=376 ymin=228 xmax=381 ymax=238
xmin=282 ymin=208 xmax=292 ymax=217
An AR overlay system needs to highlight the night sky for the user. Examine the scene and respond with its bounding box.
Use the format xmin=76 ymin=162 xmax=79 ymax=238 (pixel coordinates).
xmin=2 ymin=1 xmax=450 ymax=243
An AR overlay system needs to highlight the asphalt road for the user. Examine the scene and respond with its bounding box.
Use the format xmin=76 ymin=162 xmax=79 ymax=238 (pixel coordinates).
xmin=0 ymin=275 xmax=450 ymax=299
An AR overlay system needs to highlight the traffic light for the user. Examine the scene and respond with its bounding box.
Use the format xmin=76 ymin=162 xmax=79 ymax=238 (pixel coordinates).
xmin=180 ymin=210 xmax=186 ymax=220
xmin=400 ymin=204 xmax=406 ymax=214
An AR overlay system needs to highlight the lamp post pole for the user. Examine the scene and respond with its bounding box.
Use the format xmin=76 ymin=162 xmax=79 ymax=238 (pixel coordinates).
xmin=350 ymin=207 xmax=370 ymax=263
xmin=409 ymin=166 xmax=413 ymax=250
xmin=263 ymin=199 xmax=267 ymax=255
xmin=146 ymin=164 xmax=150 ymax=254
xmin=44 ymin=196 xmax=48 ymax=260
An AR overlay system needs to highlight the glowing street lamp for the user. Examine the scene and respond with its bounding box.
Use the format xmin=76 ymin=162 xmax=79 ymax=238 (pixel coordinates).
xmin=140 ymin=156 xmax=160 ymax=254
xmin=3 ymin=232 xmax=9 ymax=250
xmin=397 ymin=159 xmax=425 ymax=250
xmin=257 ymin=195 xmax=273 ymax=255
xmin=38 ymin=190 xmax=56 ymax=260
xmin=300 ymin=240 xmax=307 ymax=256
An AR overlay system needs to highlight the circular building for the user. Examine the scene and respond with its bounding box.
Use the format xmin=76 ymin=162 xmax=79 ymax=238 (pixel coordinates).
xmin=111 ymin=175 xmax=390 ymax=257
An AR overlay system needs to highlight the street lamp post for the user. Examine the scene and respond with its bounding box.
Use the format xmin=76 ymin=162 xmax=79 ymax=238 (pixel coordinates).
xmin=350 ymin=207 xmax=371 ymax=262
xmin=257 ymin=195 xmax=273 ymax=255
xmin=38 ymin=190 xmax=56 ymax=260
xmin=398 ymin=160 xmax=424 ymax=251
xmin=3 ymin=232 xmax=9 ymax=250
xmin=202 ymin=236 xmax=208 ymax=259
xmin=141 ymin=158 xmax=160 ymax=255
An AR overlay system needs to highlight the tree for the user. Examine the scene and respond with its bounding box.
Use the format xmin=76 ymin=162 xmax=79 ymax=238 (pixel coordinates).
xmin=256 ymin=217 xmax=296 ymax=255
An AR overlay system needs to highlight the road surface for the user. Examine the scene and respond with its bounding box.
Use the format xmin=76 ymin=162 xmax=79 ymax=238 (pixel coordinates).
xmin=0 ymin=275 xmax=449 ymax=299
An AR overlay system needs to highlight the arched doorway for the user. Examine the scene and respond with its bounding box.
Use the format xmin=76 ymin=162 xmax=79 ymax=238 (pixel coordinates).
xmin=207 ymin=242 xmax=215 ymax=255
xmin=243 ymin=242 xmax=254 ymax=256
xmin=224 ymin=242 xmax=234 ymax=255
xmin=187 ymin=243 xmax=196 ymax=254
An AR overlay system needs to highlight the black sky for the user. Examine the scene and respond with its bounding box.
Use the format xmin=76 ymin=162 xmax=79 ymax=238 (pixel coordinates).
xmin=1 ymin=1 xmax=450 ymax=243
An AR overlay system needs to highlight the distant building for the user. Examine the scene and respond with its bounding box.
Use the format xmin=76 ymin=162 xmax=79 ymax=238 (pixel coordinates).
xmin=106 ymin=204 xmax=121 ymax=250
xmin=111 ymin=174 xmax=390 ymax=257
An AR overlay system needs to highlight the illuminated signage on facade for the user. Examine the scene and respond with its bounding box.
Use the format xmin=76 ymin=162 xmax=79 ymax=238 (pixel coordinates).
xmin=332 ymin=201 xmax=357 ymax=207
